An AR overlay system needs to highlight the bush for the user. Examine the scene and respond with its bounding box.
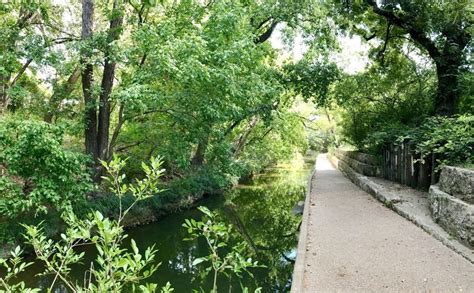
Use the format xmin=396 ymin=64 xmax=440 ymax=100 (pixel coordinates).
xmin=410 ymin=115 xmax=474 ymax=168
xmin=365 ymin=115 xmax=474 ymax=168
xmin=0 ymin=119 xmax=92 ymax=241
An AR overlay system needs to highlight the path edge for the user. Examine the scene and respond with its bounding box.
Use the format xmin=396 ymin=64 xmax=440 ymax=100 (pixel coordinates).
xmin=290 ymin=157 xmax=317 ymax=292
xmin=328 ymin=153 xmax=474 ymax=264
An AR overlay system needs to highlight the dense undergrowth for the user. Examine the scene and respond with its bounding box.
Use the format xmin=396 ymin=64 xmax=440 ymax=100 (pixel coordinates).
xmin=0 ymin=116 xmax=307 ymax=245
xmin=364 ymin=115 xmax=474 ymax=169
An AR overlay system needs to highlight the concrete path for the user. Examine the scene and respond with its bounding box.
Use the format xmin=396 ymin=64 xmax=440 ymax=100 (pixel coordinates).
xmin=293 ymin=154 xmax=474 ymax=292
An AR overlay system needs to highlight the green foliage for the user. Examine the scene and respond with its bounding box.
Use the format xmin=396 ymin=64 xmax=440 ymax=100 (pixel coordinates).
xmin=0 ymin=246 xmax=38 ymax=293
xmin=331 ymin=51 xmax=434 ymax=150
xmin=365 ymin=115 xmax=474 ymax=168
xmin=101 ymin=155 xmax=165 ymax=221
xmin=183 ymin=206 xmax=261 ymax=293
xmin=0 ymin=156 xmax=168 ymax=292
xmin=0 ymin=119 xmax=91 ymax=215
xmin=326 ymin=0 xmax=472 ymax=115
xmin=410 ymin=116 xmax=474 ymax=168
xmin=284 ymin=60 xmax=340 ymax=107
xmin=0 ymin=0 xmax=313 ymax=212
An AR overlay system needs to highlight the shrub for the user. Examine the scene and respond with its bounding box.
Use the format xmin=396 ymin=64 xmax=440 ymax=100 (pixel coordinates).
xmin=0 ymin=119 xmax=92 ymax=242
xmin=365 ymin=115 xmax=474 ymax=168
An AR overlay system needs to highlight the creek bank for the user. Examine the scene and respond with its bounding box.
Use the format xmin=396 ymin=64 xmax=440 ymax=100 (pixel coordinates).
xmin=0 ymin=181 xmax=222 ymax=259
xmin=19 ymin=152 xmax=316 ymax=291
xmin=0 ymin=161 xmax=285 ymax=259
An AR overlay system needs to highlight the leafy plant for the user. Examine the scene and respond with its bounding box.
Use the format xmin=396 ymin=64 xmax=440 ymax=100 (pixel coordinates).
xmin=0 ymin=246 xmax=38 ymax=292
xmin=0 ymin=156 xmax=171 ymax=292
xmin=183 ymin=206 xmax=262 ymax=293
xmin=406 ymin=115 xmax=473 ymax=169
xmin=0 ymin=119 xmax=92 ymax=217
xmin=365 ymin=115 xmax=474 ymax=169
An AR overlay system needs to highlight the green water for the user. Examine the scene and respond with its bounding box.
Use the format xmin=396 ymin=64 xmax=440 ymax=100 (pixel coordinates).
xmin=20 ymin=152 xmax=316 ymax=292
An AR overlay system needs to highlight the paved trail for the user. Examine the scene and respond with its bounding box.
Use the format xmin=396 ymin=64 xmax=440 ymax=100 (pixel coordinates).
xmin=297 ymin=154 xmax=474 ymax=292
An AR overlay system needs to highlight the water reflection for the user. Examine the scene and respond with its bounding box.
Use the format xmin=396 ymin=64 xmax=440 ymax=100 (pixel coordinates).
xmin=17 ymin=152 xmax=315 ymax=292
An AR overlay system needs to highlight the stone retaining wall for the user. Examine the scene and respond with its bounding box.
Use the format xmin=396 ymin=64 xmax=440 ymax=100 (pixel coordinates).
xmin=333 ymin=149 xmax=380 ymax=177
xmin=438 ymin=167 xmax=474 ymax=204
xmin=429 ymin=166 xmax=474 ymax=248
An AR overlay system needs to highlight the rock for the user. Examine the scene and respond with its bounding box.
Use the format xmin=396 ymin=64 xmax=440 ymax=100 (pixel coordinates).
xmin=292 ymin=201 xmax=305 ymax=215
xmin=439 ymin=166 xmax=474 ymax=204
xmin=334 ymin=150 xmax=381 ymax=177
xmin=428 ymin=185 xmax=474 ymax=248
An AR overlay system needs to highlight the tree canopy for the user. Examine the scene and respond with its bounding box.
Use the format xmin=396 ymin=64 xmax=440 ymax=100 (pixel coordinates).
xmin=0 ymin=0 xmax=473 ymax=290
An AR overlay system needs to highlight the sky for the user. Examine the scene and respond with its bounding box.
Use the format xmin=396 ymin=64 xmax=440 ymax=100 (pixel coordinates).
xmin=333 ymin=35 xmax=371 ymax=74
xmin=270 ymin=24 xmax=370 ymax=74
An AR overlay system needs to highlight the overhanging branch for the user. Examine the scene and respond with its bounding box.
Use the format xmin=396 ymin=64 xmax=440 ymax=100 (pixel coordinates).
xmin=255 ymin=20 xmax=278 ymax=44
xmin=364 ymin=0 xmax=441 ymax=60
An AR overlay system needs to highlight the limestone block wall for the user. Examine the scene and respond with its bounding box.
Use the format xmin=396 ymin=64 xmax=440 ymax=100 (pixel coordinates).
xmin=438 ymin=167 xmax=474 ymax=203
xmin=429 ymin=166 xmax=474 ymax=248
xmin=333 ymin=149 xmax=381 ymax=177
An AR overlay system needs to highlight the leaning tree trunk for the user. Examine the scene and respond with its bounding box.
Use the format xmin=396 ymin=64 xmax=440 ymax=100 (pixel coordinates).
xmin=0 ymin=9 xmax=37 ymax=113
xmin=44 ymin=66 xmax=81 ymax=123
xmin=233 ymin=116 xmax=259 ymax=158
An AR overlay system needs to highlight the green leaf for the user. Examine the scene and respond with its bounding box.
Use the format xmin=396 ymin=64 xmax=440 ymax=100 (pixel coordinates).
xmin=192 ymin=257 xmax=206 ymax=266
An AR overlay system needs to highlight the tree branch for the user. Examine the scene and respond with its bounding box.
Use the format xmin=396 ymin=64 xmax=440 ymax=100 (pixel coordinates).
xmin=9 ymin=58 xmax=32 ymax=88
xmin=44 ymin=66 xmax=81 ymax=123
xmin=255 ymin=21 xmax=278 ymax=44
xmin=363 ymin=33 xmax=377 ymax=41
xmin=377 ymin=22 xmax=392 ymax=65
xmin=114 ymin=141 xmax=141 ymax=153
xmin=365 ymin=0 xmax=441 ymax=60
xmin=108 ymin=103 xmax=125 ymax=159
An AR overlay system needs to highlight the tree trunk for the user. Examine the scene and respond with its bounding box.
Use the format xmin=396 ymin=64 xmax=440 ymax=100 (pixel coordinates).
xmin=0 ymin=9 xmax=37 ymax=113
xmin=97 ymin=0 xmax=123 ymax=163
xmin=365 ymin=0 xmax=470 ymax=116
xmin=191 ymin=134 xmax=209 ymax=167
xmin=233 ymin=116 xmax=259 ymax=157
xmin=81 ymin=0 xmax=98 ymax=160
xmin=44 ymin=66 xmax=81 ymax=123
xmin=0 ymin=75 xmax=9 ymax=113
xmin=97 ymin=59 xmax=113 ymax=161
xmin=433 ymin=50 xmax=462 ymax=116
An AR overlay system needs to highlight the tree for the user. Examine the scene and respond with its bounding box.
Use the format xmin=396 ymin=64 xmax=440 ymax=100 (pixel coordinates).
xmin=80 ymin=0 xmax=125 ymax=181
xmin=330 ymin=51 xmax=434 ymax=150
xmin=0 ymin=0 xmax=313 ymax=192
xmin=81 ymin=0 xmax=97 ymax=161
xmin=0 ymin=1 xmax=58 ymax=113
xmin=331 ymin=0 xmax=472 ymax=115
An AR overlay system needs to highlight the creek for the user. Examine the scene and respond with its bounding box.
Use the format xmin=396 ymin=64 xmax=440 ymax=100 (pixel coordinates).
xmin=21 ymin=152 xmax=316 ymax=292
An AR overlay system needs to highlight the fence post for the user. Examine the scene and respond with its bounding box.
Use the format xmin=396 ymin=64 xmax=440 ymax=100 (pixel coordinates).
xmin=406 ymin=142 xmax=414 ymax=188
xmin=418 ymin=154 xmax=430 ymax=190
xmin=402 ymin=142 xmax=406 ymax=185
xmin=390 ymin=144 xmax=395 ymax=181
xmin=396 ymin=145 xmax=401 ymax=183
xmin=380 ymin=141 xmax=439 ymax=191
